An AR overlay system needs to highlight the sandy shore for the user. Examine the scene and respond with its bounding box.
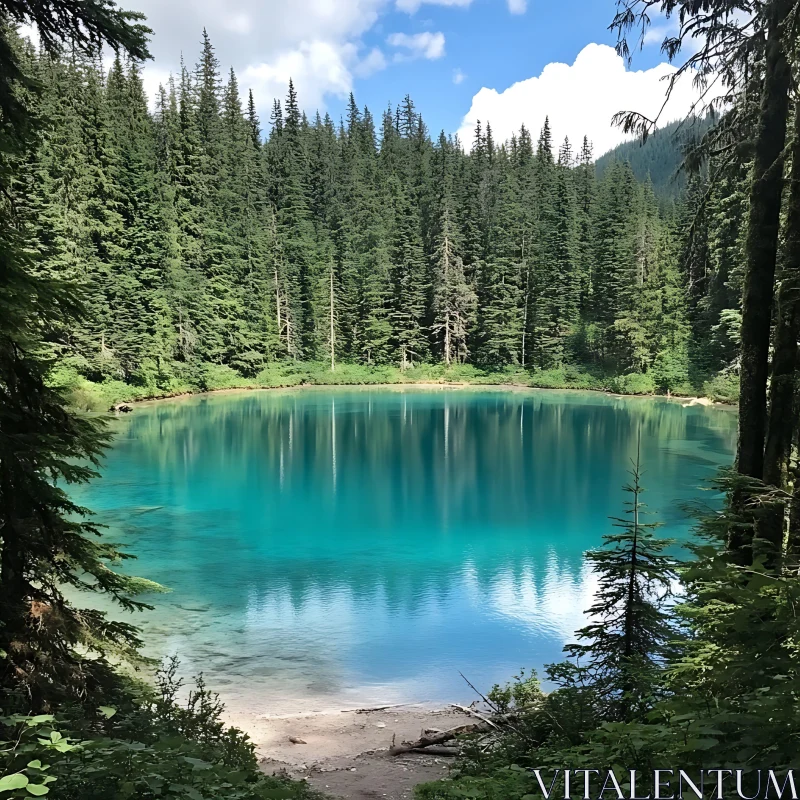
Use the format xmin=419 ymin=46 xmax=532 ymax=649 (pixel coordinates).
xmin=226 ymin=704 xmax=470 ymax=799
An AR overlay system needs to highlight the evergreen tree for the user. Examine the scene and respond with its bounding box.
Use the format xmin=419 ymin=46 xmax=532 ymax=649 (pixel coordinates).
xmin=555 ymin=442 xmax=677 ymax=722
xmin=432 ymin=197 xmax=476 ymax=365
xmin=389 ymin=179 xmax=429 ymax=367
xmin=10 ymin=33 xmax=739 ymax=388
xmin=592 ymin=161 xmax=639 ymax=366
xmin=0 ymin=1 xmax=152 ymax=708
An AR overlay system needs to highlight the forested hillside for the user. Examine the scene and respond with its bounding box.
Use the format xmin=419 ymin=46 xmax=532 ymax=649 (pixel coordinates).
xmin=595 ymin=116 xmax=715 ymax=202
xmin=17 ymin=32 xmax=742 ymax=402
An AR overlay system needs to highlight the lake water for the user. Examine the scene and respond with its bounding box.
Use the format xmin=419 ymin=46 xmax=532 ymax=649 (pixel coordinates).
xmin=75 ymin=388 xmax=737 ymax=714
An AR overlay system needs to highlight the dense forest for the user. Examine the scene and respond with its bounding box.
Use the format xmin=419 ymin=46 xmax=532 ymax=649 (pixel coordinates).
xmin=4 ymin=0 xmax=800 ymax=798
xmin=595 ymin=116 xmax=715 ymax=202
xmin=15 ymin=31 xmax=742 ymax=404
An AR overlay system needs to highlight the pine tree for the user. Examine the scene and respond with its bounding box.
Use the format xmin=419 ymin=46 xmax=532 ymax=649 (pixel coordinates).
xmin=592 ymin=161 xmax=639 ymax=367
xmin=555 ymin=441 xmax=677 ymax=722
xmin=432 ymin=199 xmax=476 ymax=365
xmin=575 ymin=136 xmax=596 ymax=320
xmin=270 ymin=79 xmax=318 ymax=359
xmin=546 ymin=138 xmax=580 ymax=362
xmin=477 ymin=151 xmax=522 ymax=366
xmin=12 ymin=36 xmax=733 ymax=394
xmin=389 ymin=179 xmax=429 ymax=367
xmin=0 ymin=3 xmax=152 ymax=708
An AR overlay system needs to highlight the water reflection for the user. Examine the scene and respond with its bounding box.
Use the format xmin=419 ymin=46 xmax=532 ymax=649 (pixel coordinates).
xmin=76 ymin=388 xmax=737 ymax=714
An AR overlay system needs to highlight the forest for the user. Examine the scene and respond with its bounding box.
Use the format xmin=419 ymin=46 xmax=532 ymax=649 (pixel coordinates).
xmin=16 ymin=29 xmax=742 ymax=406
xmin=3 ymin=0 xmax=800 ymax=799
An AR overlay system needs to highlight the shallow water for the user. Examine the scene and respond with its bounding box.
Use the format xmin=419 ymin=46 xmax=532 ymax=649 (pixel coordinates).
xmin=75 ymin=388 xmax=736 ymax=714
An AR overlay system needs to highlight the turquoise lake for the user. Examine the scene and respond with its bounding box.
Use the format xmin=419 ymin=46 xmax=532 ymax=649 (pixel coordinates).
xmin=75 ymin=388 xmax=737 ymax=714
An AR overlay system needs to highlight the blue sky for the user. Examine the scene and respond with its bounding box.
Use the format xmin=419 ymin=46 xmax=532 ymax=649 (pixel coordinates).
xmin=324 ymin=0 xmax=639 ymax=134
xmin=117 ymin=0 xmax=706 ymax=157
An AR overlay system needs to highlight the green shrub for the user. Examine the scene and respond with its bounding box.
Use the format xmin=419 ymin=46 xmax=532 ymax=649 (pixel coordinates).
xmin=703 ymin=370 xmax=740 ymax=404
xmin=56 ymin=357 xmax=731 ymax=414
xmin=651 ymin=347 xmax=690 ymax=394
xmin=253 ymin=361 xmax=308 ymax=387
xmin=439 ymin=364 xmax=487 ymax=382
xmin=196 ymin=363 xmax=254 ymax=392
xmin=608 ymin=372 xmax=656 ymax=395
xmin=1 ymin=661 xmax=319 ymax=800
xmin=528 ymin=367 xmax=567 ymax=388
xmin=307 ymin=362 xmax=403 ymax=385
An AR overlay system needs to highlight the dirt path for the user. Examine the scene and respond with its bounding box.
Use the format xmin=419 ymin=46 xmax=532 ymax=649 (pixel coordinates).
xmin=226 ymin=706 xmax=466 ymax=799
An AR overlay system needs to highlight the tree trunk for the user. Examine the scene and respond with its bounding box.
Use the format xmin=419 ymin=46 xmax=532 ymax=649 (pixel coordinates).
xmin=730 ymin=0 xmax=793 ymax=558
xmin=445 ymin=309 xmax=451 ymax=366
xmin=761 ymin=101 xmax=800 ymax=554
xmin=329 ymin=261 xmax=336 ymax=372
xmin=274 ymin=265 xmax=282 ymax=346
xmin=736 ymin=0 xmax=793 ymax=484
xmin=788 ymin=460 xmax=800 ymax=559
xmin=0 ymin=465 xmax=27 ymax=689
xmin=621 ymin=441 xmax=641 ymax=714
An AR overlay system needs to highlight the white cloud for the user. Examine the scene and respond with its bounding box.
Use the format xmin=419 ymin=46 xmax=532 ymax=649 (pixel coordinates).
xmin=387 ymin=31 xmax=446 ymax=60
xmin=453 ymin=68 xmax=466 ymax=85
xmin=643 ymin=25 xmax=670 ymax=45
xmin=140 ymin=65 xmax=174 ymax=104
xmin=507 ymin=0 xmax=527 ymax=13
xmin=244 ymin=41 xmax=358 ymax=112
xmin=354 ymin=47 xmax=388 ymax=78
xmin=456 ymin=43 xmax=726 ymax=157
xmin=396 ymin=0 xmax=472 ymax=12
xmin=223 ymin=12 xmax=252 ymax=35
xmin=35 ymin=0 xmax=534 ymax=121
xmin=118 ymin=0 xmax=390 ymax=116
xmin=17 ymin=22 xmax=39 ymax=46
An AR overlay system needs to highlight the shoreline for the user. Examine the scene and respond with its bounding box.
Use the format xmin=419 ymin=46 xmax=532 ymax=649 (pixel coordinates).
xmin=228 ymin=703 xmax=472 ymax=799
xmin=126 ymin=380 xmax=736 ymax=412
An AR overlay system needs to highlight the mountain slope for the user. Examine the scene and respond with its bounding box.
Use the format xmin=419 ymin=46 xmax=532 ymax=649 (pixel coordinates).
xmin=595 ymin=116 xmax=713 ymax=202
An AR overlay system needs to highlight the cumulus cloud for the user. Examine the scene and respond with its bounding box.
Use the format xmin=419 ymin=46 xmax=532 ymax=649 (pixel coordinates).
xmin=117 ymin=0 xmax=390 ymax=115
xmin=452 ymin=68 xmax=466 ymax=85
xmin=244 ymin=41 xmax=358 ymax=113
xmin=53 ymin=0 xmax=529 ymax=120
xmin=456 ymin=43 xmax=726 ymax=157
xmin=354 ymin=47 xmax=389 ymax=78
xmin=387 ymin=31 xmax=446 ymax=61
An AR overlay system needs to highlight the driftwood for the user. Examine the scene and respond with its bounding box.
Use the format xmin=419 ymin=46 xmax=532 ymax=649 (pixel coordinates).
xmin=409 ymin=746 xmax=459 ymax=757
xmin=389 ymin=701 xmax=535 ymax=757
xmin=450 ymin=704 xmax=501 ymax=730
xmin=389 ymin=723 xmax=488 ymax=756
xmin=288 ymin=736 xmax=307 ymax=745
xmin=351 ymin=703 xmax=410 ymax=714
xmin=111 ymin=403 xmax=134 ymax=413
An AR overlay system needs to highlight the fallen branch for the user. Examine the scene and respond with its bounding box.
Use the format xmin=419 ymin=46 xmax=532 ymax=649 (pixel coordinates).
xmin=351 ymin=703 xmax=411 ymax=714
xmin=450 ymin=704 xmax=500 ymax=730
xmin=389 ymin=723 xmax=486 ymax=756
xmin=459 ymin=672 xmax=500 ymax=714
xmin=409 ymin=746 xmax=459 ymax=757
